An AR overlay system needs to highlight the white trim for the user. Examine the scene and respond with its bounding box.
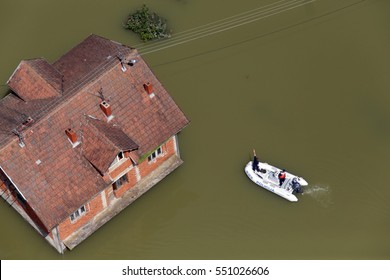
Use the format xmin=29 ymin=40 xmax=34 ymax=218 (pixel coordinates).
xmin=101 ymin=191 xmax=107 ymax=208
xmin=110 ymin=163 xmax=133 ymax=182
xmin=51 ymin=226 xmax=64 ymax=254
xmin=68 ymin=138 xmax=81 ymax=148
xmin=173 ymin=134 xmax=180 ymax=157
xmin=147 ymin=146 xmax=164 ymax=163
xmin=135 ymin=166 xmax=141 ymax=182
xmin=6 ymin=62 xmax=22 ymax=84
xmin=112 ymin=173 xmax=128 ymax=190
xmin=0 ymin=166 xmax=27 ymax=201
xmin=70 ymin=204 xmax=88 ymax=223
xmin=106 ymin=115 xmax=114 ymax=122
xmin=108 ymin=152 xmax=127 ymax=172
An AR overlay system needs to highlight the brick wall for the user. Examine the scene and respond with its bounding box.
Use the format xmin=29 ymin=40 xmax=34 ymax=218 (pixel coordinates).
xmin=1 ymin=170 xmax=49 ymax=234
xmin=110 ymin=135 xmax=177 ymax=198
xmin=0 ymin=169 xmax=10 ymax=194
xmin=56 ymin=135 xmax=178 ymax=241
xmin=109 ymin=158 xmax=132 ymax=180
xmin=112 ymin=166 xmax=138 ymax=198
xmin=57 ymin=190 xmax=105 ymax=240
xmin=0 ymin=178 xmax=7 ymax=193
xmin=138 ymin=136 xmax=177 ymax=178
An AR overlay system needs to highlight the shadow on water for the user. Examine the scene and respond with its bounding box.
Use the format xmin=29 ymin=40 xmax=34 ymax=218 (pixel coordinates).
xmin=0 ymin=88 xmax=10 ymax=99
xmin=303 ymin=184 xmax=334 ymax=208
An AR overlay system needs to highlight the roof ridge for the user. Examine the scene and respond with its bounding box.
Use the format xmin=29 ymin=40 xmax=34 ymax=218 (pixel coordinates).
xmin=0 ymin=56 xmax=122 ymax=152
xmin=86 ymin=116 xmax=138 ymax=151
xmin=26 ymin=59 xmax=64 ymax=95
xmin=52 ymin=34 xmax=134 ymax=66
xmin=85 ymin=116 xmax=119 ymax=150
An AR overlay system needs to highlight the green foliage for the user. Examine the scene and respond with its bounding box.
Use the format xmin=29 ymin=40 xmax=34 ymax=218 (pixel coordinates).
xmin=124 ymin=4 xmax=171 ymax=41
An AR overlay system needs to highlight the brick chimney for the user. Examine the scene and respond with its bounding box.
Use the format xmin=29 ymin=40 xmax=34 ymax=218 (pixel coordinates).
xmin=100 ymin=101 xmax=113 ymax=120
xmin=22 ymin=116 xmax=34 ymax=126
xmin=65 ymin=128 xmax=79 ymax=147
xmin=143 ymin=83 xmax=155 ymax=98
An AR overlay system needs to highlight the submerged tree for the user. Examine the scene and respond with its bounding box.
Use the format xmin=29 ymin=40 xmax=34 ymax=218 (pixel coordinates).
xmin=124 ymin=4 xmax=171 ymax=41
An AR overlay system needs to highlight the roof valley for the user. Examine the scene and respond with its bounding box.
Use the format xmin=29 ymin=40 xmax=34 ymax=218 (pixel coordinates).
xmin=0 ymin=34 xmax=189 ymax=231
xmin=0 ymin=55 xmax=125 ymax=150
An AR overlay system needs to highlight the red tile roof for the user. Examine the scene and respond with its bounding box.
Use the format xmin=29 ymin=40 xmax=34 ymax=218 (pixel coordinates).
xmin=7 ymin=59 xmax=63 ymax=101
xmin=0 ymin=34 xmax=189 ymax=231
xmin=89 ymin=117 xmax=139 ymax=152
xmin=83 ymin=117 xmax=139 ymax=175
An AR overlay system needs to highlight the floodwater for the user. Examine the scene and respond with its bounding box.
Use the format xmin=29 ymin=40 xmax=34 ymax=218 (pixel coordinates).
xmin=1 ymin=0 xmax=390 ymax=259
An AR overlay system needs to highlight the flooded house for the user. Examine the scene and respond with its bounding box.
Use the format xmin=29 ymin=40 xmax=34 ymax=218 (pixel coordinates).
xmin=0 ymin=34 xmax=189 ymax=253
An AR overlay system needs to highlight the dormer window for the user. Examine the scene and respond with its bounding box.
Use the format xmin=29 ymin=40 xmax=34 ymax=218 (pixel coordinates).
xmin=109 ymin=152 xmax=126 ymax=170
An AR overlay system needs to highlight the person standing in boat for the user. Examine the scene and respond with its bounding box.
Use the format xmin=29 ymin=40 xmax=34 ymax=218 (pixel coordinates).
xmin=278 ymin=169 xmax=286 ymax=186
xmin=252 ymin=149 xmax=260 ymax=172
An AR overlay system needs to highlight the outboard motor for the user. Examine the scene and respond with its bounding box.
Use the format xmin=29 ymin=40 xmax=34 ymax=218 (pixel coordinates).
xmin=292 ymin=177 xmax=303 ymax=193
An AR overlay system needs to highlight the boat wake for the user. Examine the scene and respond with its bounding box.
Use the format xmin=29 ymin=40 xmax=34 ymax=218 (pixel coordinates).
xmin=303 ymin=185 xmax=333 ymax=207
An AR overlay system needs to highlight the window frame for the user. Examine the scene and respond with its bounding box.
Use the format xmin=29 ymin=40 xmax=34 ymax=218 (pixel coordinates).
xmin=70 ymin=205 xmax=87 ymax=223
xmin=113 ymin=173 xmax=128 ymax=190
xmin=109 ymin=152 xmax=126 ymax=171
xmin=147 ymin=146 xmax=163 ymax=162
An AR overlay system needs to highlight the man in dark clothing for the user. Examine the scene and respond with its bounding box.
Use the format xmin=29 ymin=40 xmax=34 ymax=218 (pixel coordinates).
xmin=252 ymin=149 xmax=260 ymax=172
xmin=292 ymin=177 xmax=302 ymax=193
xmin=278 ymin=169 xmax=286 ymax=186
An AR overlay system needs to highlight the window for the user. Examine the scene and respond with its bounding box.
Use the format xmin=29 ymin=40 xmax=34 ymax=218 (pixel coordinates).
xmin=113 ymin=173 xmax=128 ymax=190
xmin=148 ymin=146 xmax=163 ymax=162
xmin=109 ymin=152 xmax=125 ymax=170
xmin=70 ymin=205 xmax=87 ymax=222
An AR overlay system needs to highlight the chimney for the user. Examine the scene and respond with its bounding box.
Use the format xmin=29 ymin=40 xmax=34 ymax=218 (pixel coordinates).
xmin=22 ymin=116 xmax=34 ymax=126
xmin=12 ymin=129 xmax=25 ymax=148
xmin=128 ymin=59 xmax=137 ymax=66
xmin=65 ymin=128 xmax=78 ymax=146
xmin=143 ymin=83 xmax=155 ymax=98
xmin=100 ymin=101 xmax=113 ymax=120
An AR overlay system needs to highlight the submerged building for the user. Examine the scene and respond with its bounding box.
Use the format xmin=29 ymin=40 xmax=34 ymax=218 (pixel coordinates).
xmin=0 ymin=34 xmax=189 ymax=253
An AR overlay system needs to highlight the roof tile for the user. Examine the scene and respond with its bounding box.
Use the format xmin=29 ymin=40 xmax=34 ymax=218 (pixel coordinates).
xmin=0 ymin=34 xmax=189 ymax=231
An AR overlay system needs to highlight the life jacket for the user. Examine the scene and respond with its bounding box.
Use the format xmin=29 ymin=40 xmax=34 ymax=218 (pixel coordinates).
xmin=279 ymin=172 xmax=286 ymax=179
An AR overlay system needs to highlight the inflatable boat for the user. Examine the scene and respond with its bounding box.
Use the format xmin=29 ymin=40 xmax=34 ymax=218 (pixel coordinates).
xmin=244 ymin=152 xmax=308 ymax=202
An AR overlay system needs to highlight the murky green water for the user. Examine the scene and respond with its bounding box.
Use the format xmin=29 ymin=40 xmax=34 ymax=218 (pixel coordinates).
xmin=1 ymin=0 xmax=390 ymax=259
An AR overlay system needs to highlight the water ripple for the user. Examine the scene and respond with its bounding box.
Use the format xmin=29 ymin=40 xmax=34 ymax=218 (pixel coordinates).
xmin=303 ymin=184 xmax=334 ymax=208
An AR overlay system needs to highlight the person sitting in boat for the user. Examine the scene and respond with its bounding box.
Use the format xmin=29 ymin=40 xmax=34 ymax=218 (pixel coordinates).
xmin=291 ymin=177 xmax=302 ymax=193
xmin=278 ymin=169 xmax=286 ymax=186
xmin=252 ymin=149 xmax=260 ymax=172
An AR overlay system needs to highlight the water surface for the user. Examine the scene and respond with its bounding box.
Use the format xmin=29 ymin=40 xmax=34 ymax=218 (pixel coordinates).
xmin=1 ymin=0 xmax=389 ymax=259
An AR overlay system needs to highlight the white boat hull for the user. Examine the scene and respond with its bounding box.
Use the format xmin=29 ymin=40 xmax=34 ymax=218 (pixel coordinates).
xmin=244 ymin=161 xmax=308 ymax=202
